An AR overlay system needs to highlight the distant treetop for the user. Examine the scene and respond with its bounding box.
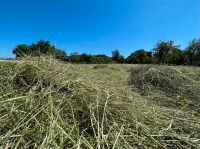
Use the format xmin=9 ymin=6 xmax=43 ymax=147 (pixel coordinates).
xmin=12 ymin=40 xmax=68 ymax=61
xmin=12 ymin=38 xmax=200 ymax=66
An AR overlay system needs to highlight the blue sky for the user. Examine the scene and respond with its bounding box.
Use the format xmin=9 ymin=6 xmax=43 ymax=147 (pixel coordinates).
xmin=0 ymin=0 xmax=200 ymax=58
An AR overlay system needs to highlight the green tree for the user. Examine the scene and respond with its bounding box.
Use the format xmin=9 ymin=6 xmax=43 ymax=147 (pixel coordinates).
xmin=54 ymin=49 xmax=68 ymax=61
xmin=79 ymin=53 xmax=92 ymax=63
xmin=12 ymin=40 xmax=67 ymax=60
xmin=165 ymin=48 xmax=187 ymax=65
xmin=12 ymin=44 xmax=31 ymax=58
xmin=69 ymin=52 xmax=80 ymax=63
xmin=112 ymin=49 xmax=125 ymax=63
xmin=153 ymin=40 xmax=179 ymax=64
xmin=185 ymin=38 xmax=200 ymax=65
xmin=126 ymin=49 xmax=152 ymax=64
xmin=30 ymin=40 xmax=54 ymax=56
xmin=91 ymin=55 xmax=114 ymax=64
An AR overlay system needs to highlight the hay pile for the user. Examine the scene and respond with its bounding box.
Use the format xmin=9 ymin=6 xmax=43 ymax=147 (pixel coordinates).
xmin=0 ymin=58 xmax=200 ymax=148
xmin=129 ymin=65 xmax=200 ymax=110
xmin=0 ymin=57 xmax=136 ymax=148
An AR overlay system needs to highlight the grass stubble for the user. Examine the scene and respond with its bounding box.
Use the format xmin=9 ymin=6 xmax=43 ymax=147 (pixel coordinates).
xmin=0 ymin=57 xmax=200 ymax=148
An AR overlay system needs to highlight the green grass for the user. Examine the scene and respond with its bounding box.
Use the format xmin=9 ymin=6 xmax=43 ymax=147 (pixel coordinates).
xmin=0 ymin=57 xmax=200 ymax=148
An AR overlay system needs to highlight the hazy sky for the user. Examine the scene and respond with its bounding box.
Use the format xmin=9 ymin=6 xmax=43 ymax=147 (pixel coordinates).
xmin=0 ymin=0 xmax=200 ymax=58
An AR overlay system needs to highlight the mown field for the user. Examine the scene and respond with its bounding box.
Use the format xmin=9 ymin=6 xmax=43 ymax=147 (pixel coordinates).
xmin=0 ymin=57 xmax=200 ymax=148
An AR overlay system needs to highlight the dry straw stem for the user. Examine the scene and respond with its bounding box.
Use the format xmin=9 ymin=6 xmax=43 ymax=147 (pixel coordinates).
xmin=0 ymin=57 xmax=200 ymax=148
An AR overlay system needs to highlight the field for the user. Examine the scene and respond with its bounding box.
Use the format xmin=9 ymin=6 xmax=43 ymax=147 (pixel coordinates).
xmin=0 ymin=57 xmax=200 ymax=148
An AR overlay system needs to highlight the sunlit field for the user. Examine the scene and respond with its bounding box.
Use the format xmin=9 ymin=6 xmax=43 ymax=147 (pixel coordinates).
xmin=0 ymin=57 xmax=200 ymax=148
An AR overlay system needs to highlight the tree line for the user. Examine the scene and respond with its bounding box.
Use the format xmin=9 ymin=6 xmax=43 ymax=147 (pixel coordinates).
xmin=12 ymin=38 xmax=200 ymax=65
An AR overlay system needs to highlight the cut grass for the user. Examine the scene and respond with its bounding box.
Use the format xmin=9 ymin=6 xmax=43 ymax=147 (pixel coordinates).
xmin=0 ymin=57 xmax=200 ymax=148
xmin=129 ymin=65 xmax=200 ymax=111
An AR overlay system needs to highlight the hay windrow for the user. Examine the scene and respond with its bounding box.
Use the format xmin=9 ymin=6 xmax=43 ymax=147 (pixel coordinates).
xmin=129 ymin=65 xmax=194 ymax=93
xmin=0 ymin=58 xmax=200 ymax=148
xmin=129 ymin=65 xmax=200 ymax=110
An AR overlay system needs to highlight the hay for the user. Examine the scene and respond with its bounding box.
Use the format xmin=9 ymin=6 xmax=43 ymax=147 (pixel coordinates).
xmin=0 ymin=58 xmax=200 ymax=148
xmin=129 ymin=65 xmax=191 ymax=93
xmin=129 ymin=65 xmax=200 ymax=109
xmin=93 ymin=64 xmax=108 ymax=69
